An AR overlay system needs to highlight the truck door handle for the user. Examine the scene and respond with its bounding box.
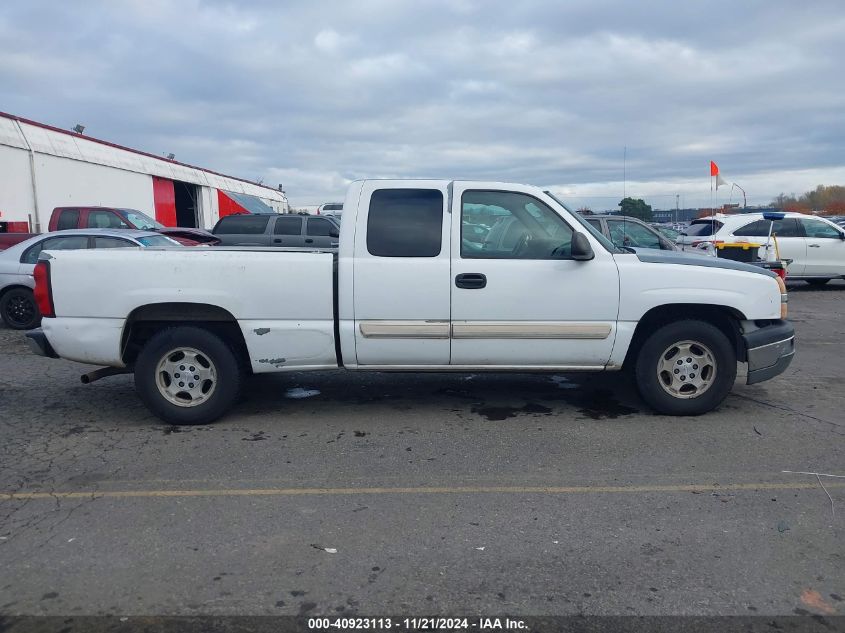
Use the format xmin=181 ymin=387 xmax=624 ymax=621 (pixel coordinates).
xmin=808 ymin=244 xmax=821 ymax=248
xmin=274 ymin=238 xmax=282 ymax=243
xmin=455 ymin=273 xmax=487 ymax=289
xmin=305 ymin=238 xmax=314 ymax=244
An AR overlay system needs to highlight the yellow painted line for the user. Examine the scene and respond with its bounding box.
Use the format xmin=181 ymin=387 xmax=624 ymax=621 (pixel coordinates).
xmin=2 ymin=481 xmax=842 ymax=501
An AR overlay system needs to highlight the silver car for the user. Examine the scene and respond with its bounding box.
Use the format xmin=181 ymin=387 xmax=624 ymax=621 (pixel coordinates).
xmin=0 ymin=229 xmax=180 ymax=330
xmin=583 ymin=215 xmax=678 ymax=251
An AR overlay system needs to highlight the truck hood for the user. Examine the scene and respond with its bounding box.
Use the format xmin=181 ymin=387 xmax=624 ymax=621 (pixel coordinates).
xmin=630 ymin=249 xmax=775 ymax=277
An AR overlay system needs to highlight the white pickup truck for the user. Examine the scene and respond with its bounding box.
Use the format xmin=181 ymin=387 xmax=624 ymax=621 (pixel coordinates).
xmin=27 ymin=180 xmax=795 ymax=424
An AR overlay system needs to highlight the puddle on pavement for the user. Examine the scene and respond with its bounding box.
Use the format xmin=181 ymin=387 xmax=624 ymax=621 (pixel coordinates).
xmin=471 ymin=402 xmax=552 ymax=421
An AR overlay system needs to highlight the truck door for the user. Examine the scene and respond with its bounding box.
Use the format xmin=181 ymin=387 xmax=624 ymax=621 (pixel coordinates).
xmin=450 ymin=184 xmax=619 ymax=367
xmin=352 ymin=181 xmax=451 ymax=365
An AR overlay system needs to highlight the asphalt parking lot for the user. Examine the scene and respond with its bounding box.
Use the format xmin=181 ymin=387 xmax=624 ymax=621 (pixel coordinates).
xmin=1 ymin=282 xmax=843 ymax=619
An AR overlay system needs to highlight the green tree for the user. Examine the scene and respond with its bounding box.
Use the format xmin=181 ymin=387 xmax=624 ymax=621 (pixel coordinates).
xmin=618 ymin=197 xmax=653 ymax=222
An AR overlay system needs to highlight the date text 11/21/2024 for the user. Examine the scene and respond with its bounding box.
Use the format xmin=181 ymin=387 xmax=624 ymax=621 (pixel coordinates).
xmin=307 ymin=617 xmax=529 ymax=630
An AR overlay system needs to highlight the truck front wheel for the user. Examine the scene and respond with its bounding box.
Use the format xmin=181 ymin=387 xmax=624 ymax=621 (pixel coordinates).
xmin=134 ymin=326 xmax=242 ymax=425
xmin=634 ymin=320 xmax=736 ymax=415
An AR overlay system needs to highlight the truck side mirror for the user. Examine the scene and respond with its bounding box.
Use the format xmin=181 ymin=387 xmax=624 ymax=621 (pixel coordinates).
xmin=571 ymin=232 xmax=594 ymax=261
xmin=330 ymin=228 xmax=340 ymax=238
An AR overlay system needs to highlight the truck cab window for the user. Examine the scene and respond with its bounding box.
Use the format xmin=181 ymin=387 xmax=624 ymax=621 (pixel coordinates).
xmin=367 ymin=189 xmax=443 ymax=257
xmin=56 ymin=210 xmax=80 ymax=230
xmin=88 ymin=211 xmax=129 ymax=229
xmin=461 ymin=190 xmax=573 ymax=259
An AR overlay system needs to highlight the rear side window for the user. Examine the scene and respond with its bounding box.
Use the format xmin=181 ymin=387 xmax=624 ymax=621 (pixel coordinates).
xmin=367 ymin=189 xmax=443 ymax=257
xmin=306 ymin=218 xmax=337 ymax=236
xmin=93 ymin=237 xmax=135 ymax=248
xmin=734 ymin=218 xmax=800 ymax=238
xmin=273 ymin=216 xmax=302 ymax=235
xmin=56 ymin=209 xmax=80 ymax=230
xmin=213 ymin=215 xmax=270 ymax=235
xmin=684 ymin=221 xmax=723 ymax=236
xmin=21 ymin=235 xmax=89 ymax=264
xmin=322 ymin=204 xmax=343 ymax=212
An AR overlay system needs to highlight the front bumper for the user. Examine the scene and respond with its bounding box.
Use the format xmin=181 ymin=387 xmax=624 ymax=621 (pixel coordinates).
xmin=743 ymin=320 xmax=795 ymax=385
xmin=25 ymin=327 xmax=59 ymax=359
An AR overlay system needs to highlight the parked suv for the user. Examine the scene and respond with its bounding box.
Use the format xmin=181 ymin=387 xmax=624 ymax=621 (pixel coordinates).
xmin=583 ymin=215 xmax=678 ymax=251
xmin=682 ymin=212 xmax=845 ymax=284
xmin=211 ymin=213 xmax=340 ymax=248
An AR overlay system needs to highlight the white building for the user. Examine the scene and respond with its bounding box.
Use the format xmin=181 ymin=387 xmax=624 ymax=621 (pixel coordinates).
xmin=0 ymin=111 xmax=288 ymax=233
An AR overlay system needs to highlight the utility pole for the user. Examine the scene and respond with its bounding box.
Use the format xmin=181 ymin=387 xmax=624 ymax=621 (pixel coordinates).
xmin=675 ymin=194 xmax=679 ymax=224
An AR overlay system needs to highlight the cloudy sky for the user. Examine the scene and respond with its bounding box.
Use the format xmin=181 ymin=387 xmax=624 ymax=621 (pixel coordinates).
xmin=2 ymin=0 xmax=844 ymax=210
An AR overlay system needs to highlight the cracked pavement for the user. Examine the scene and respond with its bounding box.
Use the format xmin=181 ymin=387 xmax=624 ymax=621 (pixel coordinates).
xmin=0 ymin=282 xmax=843 ymax=617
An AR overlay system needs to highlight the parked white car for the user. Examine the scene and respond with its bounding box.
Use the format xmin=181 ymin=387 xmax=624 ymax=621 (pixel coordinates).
xmin=0 ymin=229 xmax=180 ymax=329
xmin=679 ymin=212 xmax=845 ymax=284
xmin=28 ymin=180 xmax=794 ymax=424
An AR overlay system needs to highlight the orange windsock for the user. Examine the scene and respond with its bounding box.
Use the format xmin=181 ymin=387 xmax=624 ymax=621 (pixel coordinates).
xmin=710 ymin=161 xmax=719 ymax=176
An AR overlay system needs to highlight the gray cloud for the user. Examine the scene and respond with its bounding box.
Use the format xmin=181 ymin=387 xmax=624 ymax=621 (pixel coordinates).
xmin=2 ymin=0 xmax=843 ymax=210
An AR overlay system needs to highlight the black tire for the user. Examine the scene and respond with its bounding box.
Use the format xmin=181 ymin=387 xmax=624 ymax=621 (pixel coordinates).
xmin=806 ymin=279 xmax=830 ymax=287
xmin=0 ymin=288 xmax=41 ymax=330
xmin=134 ymin=326 xmax=242 ymax=425
xmin=634 ymin=319 xmax=736 ymax=416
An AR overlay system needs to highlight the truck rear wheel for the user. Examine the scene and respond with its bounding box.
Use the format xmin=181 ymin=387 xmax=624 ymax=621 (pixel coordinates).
xmin=134 ymin=326 xmax=242 ymax=425
xmin=634 ymin=319 xmax=736 ymax=416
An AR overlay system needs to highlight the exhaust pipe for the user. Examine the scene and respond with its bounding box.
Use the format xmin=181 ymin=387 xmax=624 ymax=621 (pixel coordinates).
xmin=81 ymin=366 xmax=131 ymax=384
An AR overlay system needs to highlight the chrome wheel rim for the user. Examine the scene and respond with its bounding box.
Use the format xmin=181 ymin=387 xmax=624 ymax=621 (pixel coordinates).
xmin=155 ymin=347 xmax=217 ymax=407
xmin=656 ymin=340 xmax=716 ymax=399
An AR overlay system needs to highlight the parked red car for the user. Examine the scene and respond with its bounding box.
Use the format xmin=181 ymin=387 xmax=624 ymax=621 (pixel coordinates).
xmin=0 ymin=207 xmax=219 ymax=250
xmin=49 ymin=207 xmax=220 ymax=246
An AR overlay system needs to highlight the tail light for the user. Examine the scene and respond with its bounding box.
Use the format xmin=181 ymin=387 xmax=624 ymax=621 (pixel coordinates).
xmin=33 ymin=260 xmax=55 ymax=318
xmin=775 ymin=275 xmax=788 ymax=318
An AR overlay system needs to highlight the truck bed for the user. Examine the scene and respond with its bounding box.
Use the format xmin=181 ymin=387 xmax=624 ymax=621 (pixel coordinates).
xmin=41 ymin=246 xmax=339 ymax=372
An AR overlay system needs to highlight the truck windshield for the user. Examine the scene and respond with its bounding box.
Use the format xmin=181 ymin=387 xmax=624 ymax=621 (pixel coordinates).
xmin=122 ymin=210 xmax=164 ymax=230
xmin=543 ymin=191 xmax=622 ymax=253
